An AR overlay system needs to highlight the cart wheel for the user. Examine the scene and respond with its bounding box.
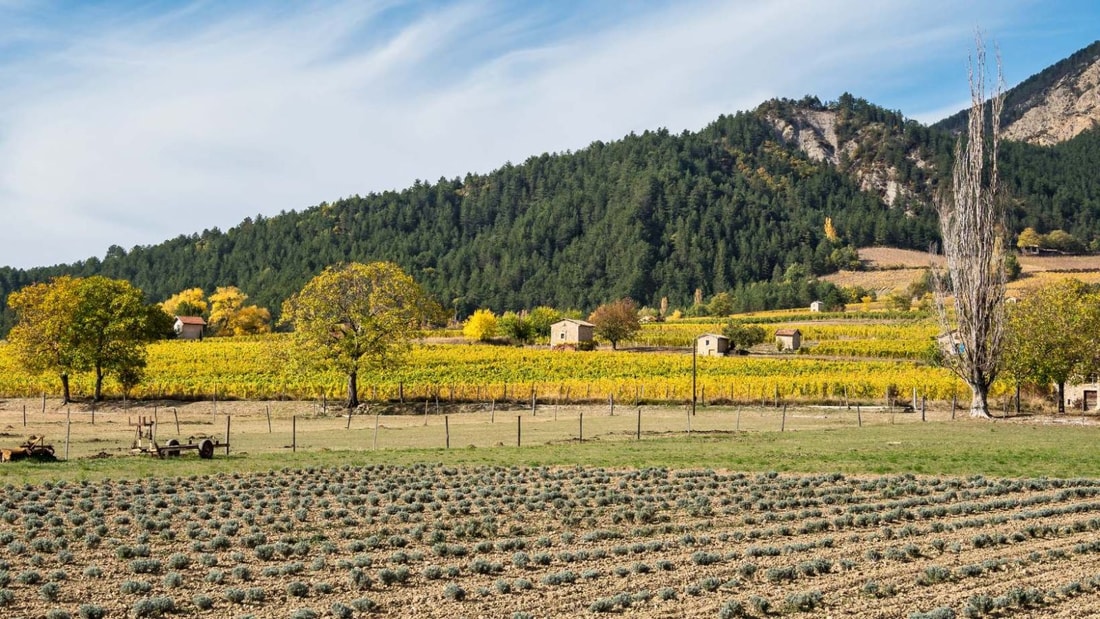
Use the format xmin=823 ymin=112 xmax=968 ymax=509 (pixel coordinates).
xmin=199 ymin=439 xmax=215 ymax=459
xmin=166 ymin=439 xmax=181 ymax=457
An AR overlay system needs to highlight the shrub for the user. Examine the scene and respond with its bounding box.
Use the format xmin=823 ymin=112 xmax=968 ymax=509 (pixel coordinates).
xmin=718 ymin=599 xmax=745 ymax=618
xmin=691 ymin=551 xmax=722 ymax=566
xmin=78 ymin=606 xmax=107 ymax=619
xmin=191 ymin=594 xmax=214 ymax=610
xmin=443 ymin=583 xmax=466 ymax=601
xmin=39 ymin=581 xmax=61 ymax=601
xmin=121 ymin=580 xmax=152 ymax=595
xmin=330 ymin=603 xmax=353 ymax=619
xmin=351 ymin=597 xmax=378 ymax=612
xmin=130 ymin=559 xmax=163 ymax=575
xmin=785 ymin=590 xmax=823 ymax=612
xmin=748 ymin=595 xmax=772 ymax=614
xmin=589 ymin=597 xmax=616 ymax=613
xmin=289 ymin=610 xmax=318 ymax=619
xmin=287 ymin=581 xmax=309 ymax=597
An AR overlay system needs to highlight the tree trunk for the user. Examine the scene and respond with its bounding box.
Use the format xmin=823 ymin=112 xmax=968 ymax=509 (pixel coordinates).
xmin=94 ymin=364 xmax=104 ymax=402
xmin=60 ymin=373 xmax=71 ymax=404
xmin=1057 ymin=381 xmax=1066 ymax=415
xmin=968 ymin=382 xmax=991 ymax=419
xmin=347 ymin=371 xmax=359 ymax=409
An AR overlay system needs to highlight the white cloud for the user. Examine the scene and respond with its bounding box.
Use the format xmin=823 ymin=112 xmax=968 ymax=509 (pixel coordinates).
xmin=0 ymin=0 xmax=1043 ymax=269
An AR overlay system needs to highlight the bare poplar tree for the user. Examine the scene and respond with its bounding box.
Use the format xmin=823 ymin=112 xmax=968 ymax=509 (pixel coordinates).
xmin=932 ymin=33 xmax=1006 ymax=419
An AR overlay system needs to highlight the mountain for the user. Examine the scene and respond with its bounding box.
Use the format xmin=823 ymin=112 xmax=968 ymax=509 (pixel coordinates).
xmin=3 ymin=43 xmax=1100 ymax=333
xmin=933 ymin=40 xmax=1100 ymax=145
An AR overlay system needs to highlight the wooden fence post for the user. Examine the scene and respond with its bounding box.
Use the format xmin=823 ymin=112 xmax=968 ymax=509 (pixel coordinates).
xmin=174 ymin=408 xmax=180 ymax=435
xmin=781 ymin=404 xmax=787 ymax=432
xmin=636 ymin=407 xmax=641 ymax=441
xmin=857 ymin=405 xmax=862 ymax=428
xmin=266 ymin=405 xmax=272 ymax=433
xmin=608 ymin=394 xmax=615 ymax=416
xmin=64 ymin=406 xmax=71 ymax=461
xmin=921 ymin=396 xmax=926 ymax=422
xmin=736 ymin=407 xmax=741 ymax=432
xmin=516 ymin=416 xmax=521 ymax=447
xmin=292 ymin=416 xmax=297 ymax=453
xmin=579 ymin=412 xmax=583 ymax=442
xmin=225 ymin=416 xmax=231 ymax=456
xmin=445 ymin=415 xmax=450 ymax=449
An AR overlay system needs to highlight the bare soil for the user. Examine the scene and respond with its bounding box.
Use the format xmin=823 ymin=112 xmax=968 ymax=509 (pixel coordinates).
xmin=2 ymin=462 xmax=1100 ymax=617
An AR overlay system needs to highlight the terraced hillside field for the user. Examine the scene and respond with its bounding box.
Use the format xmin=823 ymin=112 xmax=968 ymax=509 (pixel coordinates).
xmin=2 ymin=465 xmax=1099 ymax=617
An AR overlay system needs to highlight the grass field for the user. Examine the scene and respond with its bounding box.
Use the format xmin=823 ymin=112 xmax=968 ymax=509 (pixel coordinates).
xmin=3 ymin=399 xmax=1099 ymax=485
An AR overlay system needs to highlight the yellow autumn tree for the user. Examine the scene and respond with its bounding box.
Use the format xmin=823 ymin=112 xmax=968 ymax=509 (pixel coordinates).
xmin=824 ymin=217 xmax=839 ymax=242
xmin=161 ymin=288 xmax=208 ymax=317
xmin=208 ymin=286 xmax=271 ymax=336
xmin=231 ymin=305 xmax=272 ymax=336
xmin=463 ymin=309 xmax=499 ymax=342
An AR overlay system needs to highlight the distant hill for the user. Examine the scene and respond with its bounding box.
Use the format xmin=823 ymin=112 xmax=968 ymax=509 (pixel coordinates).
xmin=4 ymin=42 xmax=1100 ymax=334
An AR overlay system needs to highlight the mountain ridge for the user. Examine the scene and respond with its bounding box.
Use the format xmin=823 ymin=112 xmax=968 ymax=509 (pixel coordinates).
xmin=3 ymin=42 xmax=1100 ymax=332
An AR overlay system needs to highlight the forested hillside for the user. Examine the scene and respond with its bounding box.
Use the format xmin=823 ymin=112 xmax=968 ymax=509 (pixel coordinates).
xmin=3 ymin=78 xmax=1100 ymax=333
xmin=0 ymin=98 xmax=944 ymax=328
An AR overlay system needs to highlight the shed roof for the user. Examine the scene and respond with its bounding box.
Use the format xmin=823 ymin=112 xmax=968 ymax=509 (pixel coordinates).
xmin=775 ymin=328 xmax=801 ymax=336
xmin=554 ymin=318 xmax=595 ymax=328
xmin=176 ymin=316 xmax=207 ymax=326
xmin=696 ymin=333 xmax=728 ymax=341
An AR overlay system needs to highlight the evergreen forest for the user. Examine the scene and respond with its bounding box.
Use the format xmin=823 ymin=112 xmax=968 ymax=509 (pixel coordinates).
xmin=2 ymin=90 xmax=1100 ymax=333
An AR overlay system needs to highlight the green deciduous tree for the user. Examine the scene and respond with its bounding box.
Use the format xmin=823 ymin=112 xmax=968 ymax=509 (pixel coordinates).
xmin=722 ymin=320 xmax=766 ymax=352
xmin=527 ymin=306 xmax=563 ymax=340
xmin=7 ymin=276 xmax=168 ymax=402
xmin=498 ymin=311 xmax=533 ymax=344
xmin=1003 ymin=279 xmax=1100 ymax=413
xmin=588 ymin=298 xmax=640 ymax=350
xmin=280 ymin=262 xmax=434 ymax=408
xmin=71 ymin=276 xmax=171 ymax=401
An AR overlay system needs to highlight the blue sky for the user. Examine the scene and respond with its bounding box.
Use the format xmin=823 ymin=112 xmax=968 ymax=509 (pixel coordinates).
xmin=0 ymin=0 xmax=1097 ymax=270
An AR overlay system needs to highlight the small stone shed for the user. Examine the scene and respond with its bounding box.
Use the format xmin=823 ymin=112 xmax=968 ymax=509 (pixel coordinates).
xmin=809 ymin=301 xmax=824 ymax=313
xmin=775 ymin=328 xmax=801 ymax=351
xmin=174 ymin=316 xmax=207 ymax=340
xmin=550 ymin=319 xmax=595 ymax=346
xmin=696 ymin=333 xmax=729 ymax=357
xmin=1065 ymin=381 xmax=1100 ymax=411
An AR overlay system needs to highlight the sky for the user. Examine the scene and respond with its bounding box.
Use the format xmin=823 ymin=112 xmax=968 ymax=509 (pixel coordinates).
xmin=0 ymin=0 xmax=1097 ymax=270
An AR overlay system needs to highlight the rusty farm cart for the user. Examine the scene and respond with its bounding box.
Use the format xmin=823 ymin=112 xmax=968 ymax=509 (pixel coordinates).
xmin=130 ymin=414 xmax=231 ymax=459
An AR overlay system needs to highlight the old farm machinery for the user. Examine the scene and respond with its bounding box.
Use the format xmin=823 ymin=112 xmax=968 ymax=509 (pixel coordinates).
xmin=130 ymin=415 xmax=229 ymax=459
xmin=1 ymin=435 xmax=57 ymax=462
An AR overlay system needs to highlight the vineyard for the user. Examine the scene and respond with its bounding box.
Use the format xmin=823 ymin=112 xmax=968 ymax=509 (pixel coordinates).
xmin=2 ymin=464 xmax=1100 ymax=617
xmin=0 ymin=318 xmax=981 ymax=405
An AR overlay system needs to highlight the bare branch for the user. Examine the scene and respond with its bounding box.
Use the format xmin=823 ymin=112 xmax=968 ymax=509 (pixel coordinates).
xmin=931 ymin=30 xmax=1007 ymax=419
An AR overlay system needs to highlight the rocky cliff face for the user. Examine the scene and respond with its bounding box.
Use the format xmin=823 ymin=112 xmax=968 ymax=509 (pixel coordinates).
xmin=764 ymin=106 xmax=925 ymax=207
xmin=1002 ymin=57 xmax=1100 ymax=146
